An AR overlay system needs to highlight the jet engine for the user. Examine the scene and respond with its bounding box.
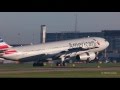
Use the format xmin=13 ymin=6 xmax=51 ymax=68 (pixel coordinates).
xmin=76 ymin=52 xmax=96 ymax=61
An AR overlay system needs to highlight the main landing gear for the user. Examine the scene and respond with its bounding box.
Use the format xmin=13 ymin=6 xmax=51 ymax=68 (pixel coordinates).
xmin=56 ymin=61 xmax=66 ymax=66
xmin=56 ymin=56 xmax=67 ymax=66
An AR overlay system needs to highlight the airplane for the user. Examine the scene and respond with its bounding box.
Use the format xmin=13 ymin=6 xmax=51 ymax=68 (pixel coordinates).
xmin=0 ymin=37 xmax=109 ymax=66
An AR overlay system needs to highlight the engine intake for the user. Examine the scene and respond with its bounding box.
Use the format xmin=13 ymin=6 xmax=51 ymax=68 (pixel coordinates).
xmin=76 ymin=52 xmax=96 ymax=61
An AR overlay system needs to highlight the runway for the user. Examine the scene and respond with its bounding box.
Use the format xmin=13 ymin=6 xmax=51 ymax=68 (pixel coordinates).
xmin=0 ymin=63 xmax=120 ymax=77
xmin=0 ymin=67 xmax=120 ymax=74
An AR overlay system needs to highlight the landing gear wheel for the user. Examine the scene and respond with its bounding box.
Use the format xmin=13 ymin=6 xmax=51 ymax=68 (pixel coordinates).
xmin=56 ymin=61 xmax=66 ymax=66
xmin=56 ymin=62 xmax=61 ymax=66
xmin=56 ymin=62 xmax=59 ymax=66
xmin=62 ymin=61 xmax=66 ymax=66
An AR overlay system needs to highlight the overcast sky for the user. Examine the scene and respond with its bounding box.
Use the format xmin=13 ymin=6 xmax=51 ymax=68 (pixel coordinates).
xmin=0 ymin=12 xmax=120 ymax=44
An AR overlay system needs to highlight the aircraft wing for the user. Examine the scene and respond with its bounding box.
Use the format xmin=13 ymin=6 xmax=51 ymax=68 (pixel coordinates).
xmin=52 ymin=47 xmax=99 ymax=60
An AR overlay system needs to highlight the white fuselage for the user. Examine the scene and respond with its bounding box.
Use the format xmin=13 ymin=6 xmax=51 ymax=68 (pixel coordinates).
xmin=1 ymin=37 xmax=109 ymax=61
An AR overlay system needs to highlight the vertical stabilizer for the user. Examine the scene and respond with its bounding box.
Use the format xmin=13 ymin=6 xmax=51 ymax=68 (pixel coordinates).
xmin=0 ymin=38 xmax=12 ymax=50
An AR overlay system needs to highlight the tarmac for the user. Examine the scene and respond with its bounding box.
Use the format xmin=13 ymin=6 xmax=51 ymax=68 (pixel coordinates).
xmin=0 ymin=67 xmax=120 ymax=74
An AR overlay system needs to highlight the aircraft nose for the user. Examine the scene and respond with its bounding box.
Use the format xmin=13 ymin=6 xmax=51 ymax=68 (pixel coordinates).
xmin=105 ymin=40 xmax=109 ymax=48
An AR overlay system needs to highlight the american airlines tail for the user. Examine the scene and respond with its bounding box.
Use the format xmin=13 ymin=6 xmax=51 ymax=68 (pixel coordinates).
xmin=0 ymin=38 xmax=12 ymax=50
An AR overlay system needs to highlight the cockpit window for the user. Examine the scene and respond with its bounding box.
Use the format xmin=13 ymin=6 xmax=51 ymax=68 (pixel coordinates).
xmin=93 ymin=39 xmax=100 ymax=45
xmin=93 ymin=39 xmax=96 ymax=41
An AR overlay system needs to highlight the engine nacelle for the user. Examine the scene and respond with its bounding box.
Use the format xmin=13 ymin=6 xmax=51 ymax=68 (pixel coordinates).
xmin=76 ymin=52 xmax=96 ymax=61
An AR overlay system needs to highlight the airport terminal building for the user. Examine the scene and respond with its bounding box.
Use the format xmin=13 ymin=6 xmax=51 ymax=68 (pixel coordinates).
xmin=46 ymin=30 xmax=120 ymax=62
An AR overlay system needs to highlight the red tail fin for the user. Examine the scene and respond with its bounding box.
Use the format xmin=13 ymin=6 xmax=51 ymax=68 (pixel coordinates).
xmin=0 ymin=38 xmax=12 ymax=50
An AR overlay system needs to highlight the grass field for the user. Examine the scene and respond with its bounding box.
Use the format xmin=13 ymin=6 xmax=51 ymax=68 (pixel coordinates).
xmin=0 ymin=63 xmax=120 ymax=78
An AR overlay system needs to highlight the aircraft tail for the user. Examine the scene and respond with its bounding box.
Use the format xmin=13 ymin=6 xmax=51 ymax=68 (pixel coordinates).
xmin=0 ymin=38 xmax=12 ymax=50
